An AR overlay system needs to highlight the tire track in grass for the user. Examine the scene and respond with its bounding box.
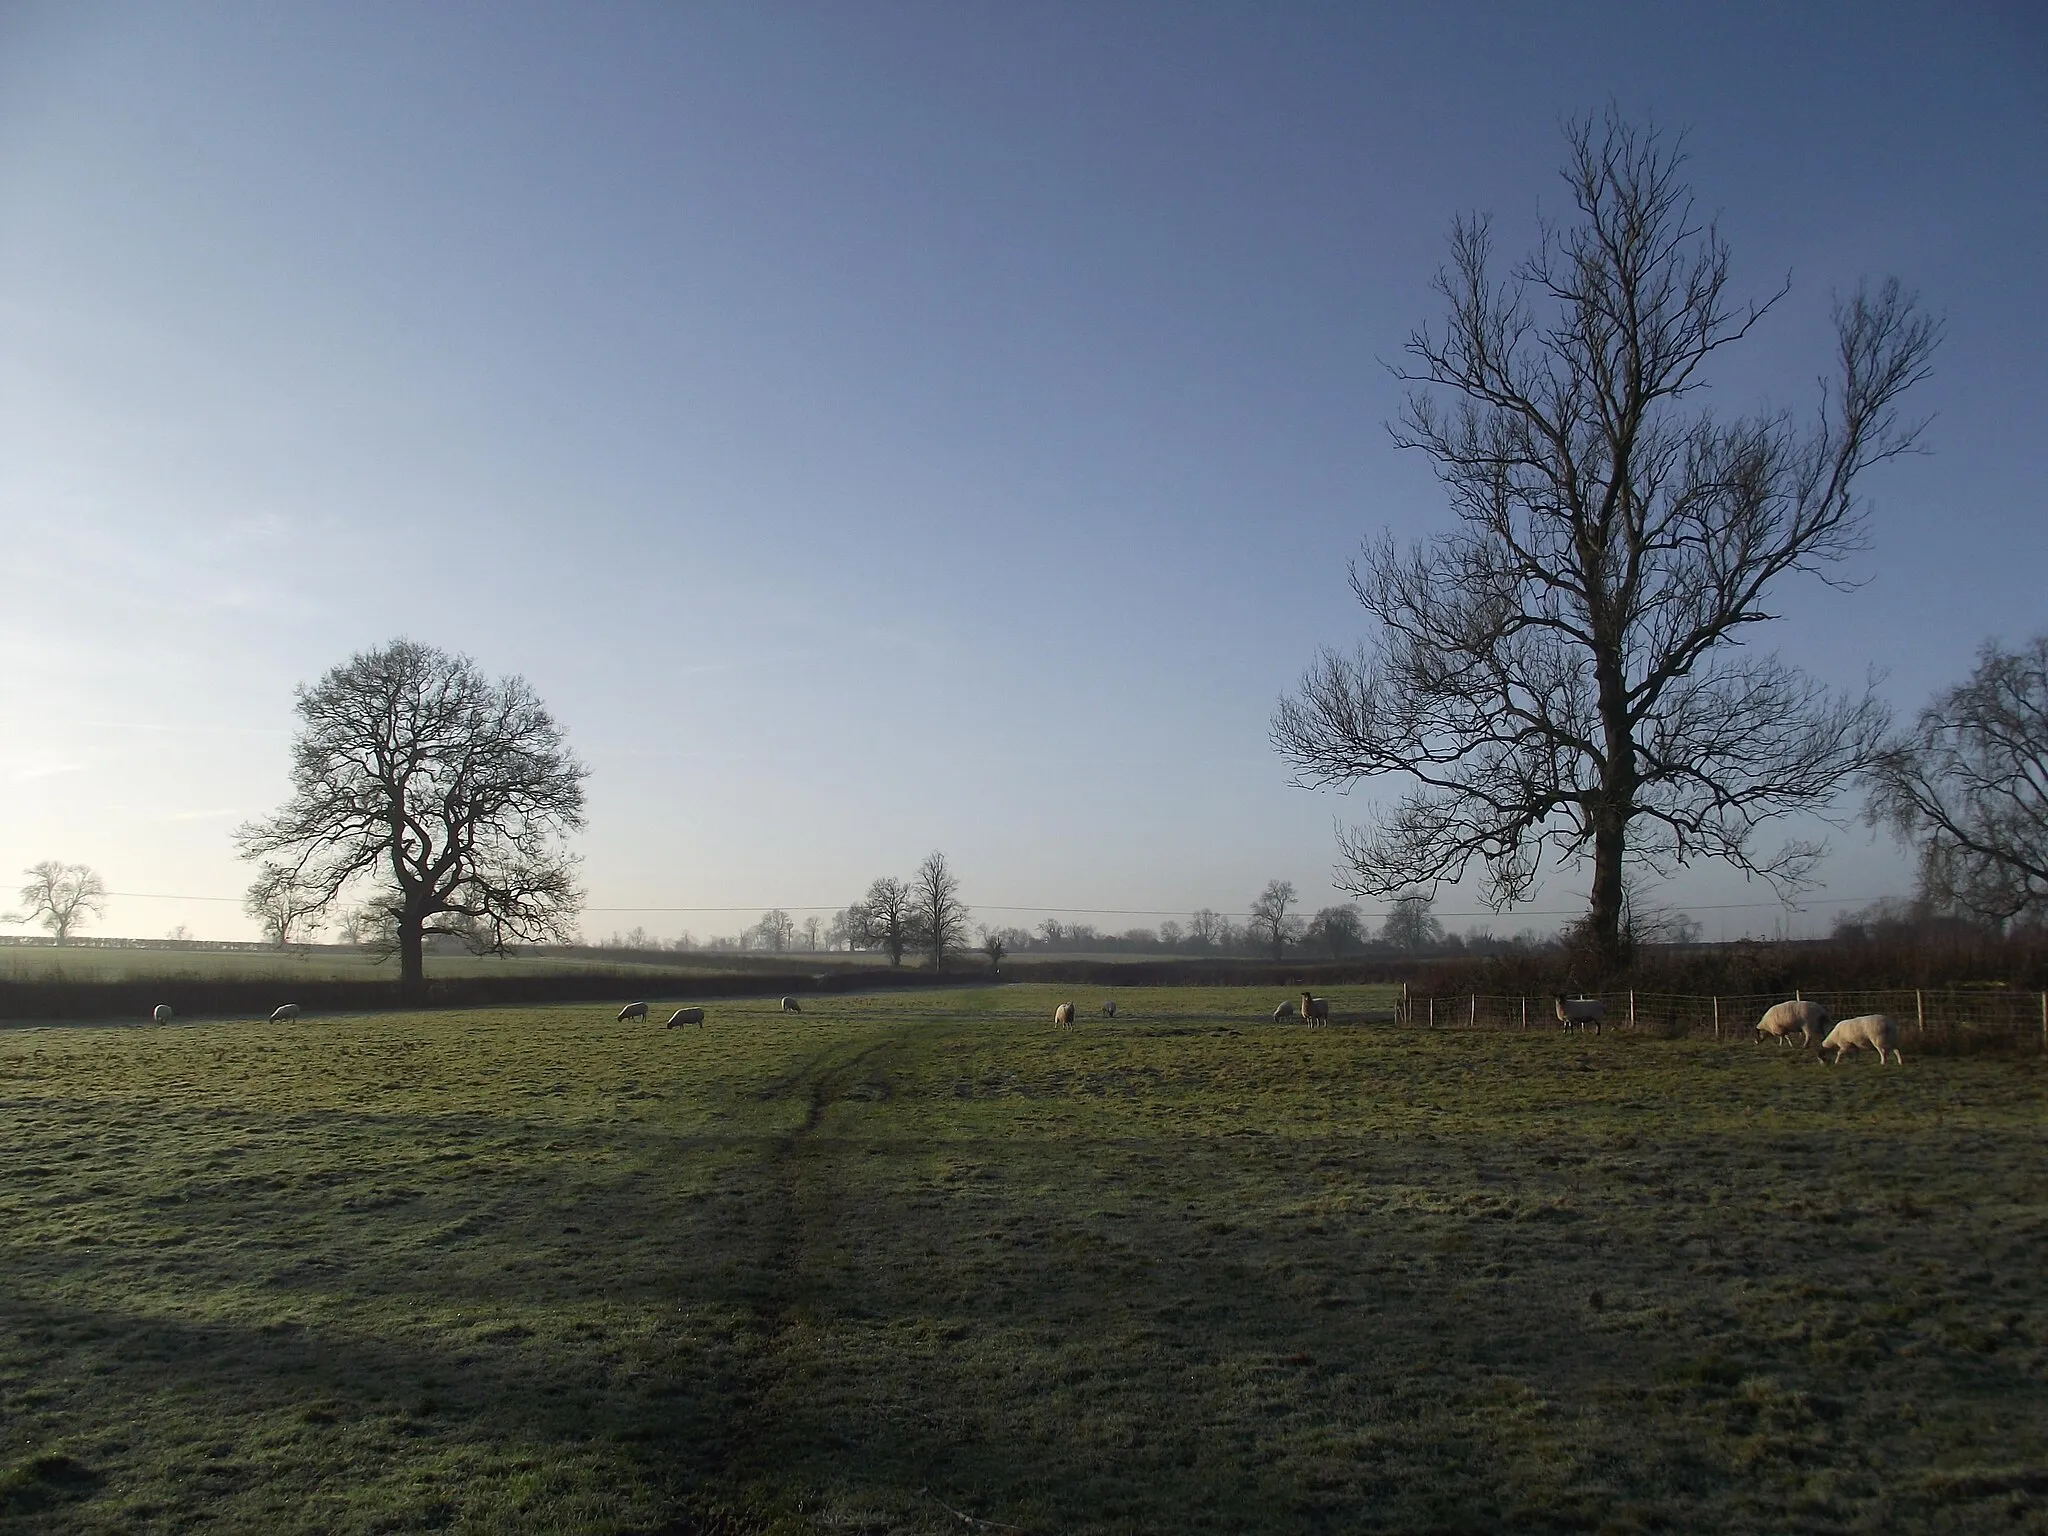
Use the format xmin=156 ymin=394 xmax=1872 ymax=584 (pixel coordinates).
xmin=699 ymin=1029 xmax=908 ymax=1519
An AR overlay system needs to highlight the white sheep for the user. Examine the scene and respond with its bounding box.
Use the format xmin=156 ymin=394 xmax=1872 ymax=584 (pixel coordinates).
xmin=152 ymin=1004 xmax=173 ymax=1024
xmin=1821 ymin=1013 xmax=1903 ymax=1066
xmin=1554 ymin=996 xmax=1604 ymax=1035
xmin=666 ymin=1006 xmax=705 ymax=1029
xmin=1756 ymin=998 xmax=1829 ymax=1049
xmin=781 ymin=996 xmax=802 ymax=1015
xmin=1102 ymin=1000 xmax=1118 ymax=1019
xmin=1272 ymin=1001 xmax=1296 ymax=1023
xmin=1053 ymin=1002 xmax=1076 ymax=1028
xmin=1299 ymin=992 xmax=1330 ymax=1028
xmin=269 ymin=1003 xmax=301 ymax=1024
xmin=618 ymin=1001 xmax=649 ymax=1023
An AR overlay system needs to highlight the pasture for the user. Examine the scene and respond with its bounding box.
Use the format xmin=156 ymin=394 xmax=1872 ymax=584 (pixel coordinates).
xmin=3 ymin=986 xmax=2044 ymax=1533
xmin=0 ymin=946 xmax=780 ymax=987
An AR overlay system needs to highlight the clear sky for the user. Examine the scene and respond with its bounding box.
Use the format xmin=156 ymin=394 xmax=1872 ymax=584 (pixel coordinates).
xmin=1 ymin=2 xmax=2043 ymax=946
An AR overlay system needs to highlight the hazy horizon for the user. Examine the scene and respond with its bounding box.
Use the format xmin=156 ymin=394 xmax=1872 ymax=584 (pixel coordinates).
xmin=4 ymin=3 xmax=2043 ymax=947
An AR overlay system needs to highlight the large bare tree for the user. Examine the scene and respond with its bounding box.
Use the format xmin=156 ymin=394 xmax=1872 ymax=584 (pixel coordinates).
xmin=861 ymin=877 xmax=913 ymax=966
xmin=244 ymin=862 xmax=327 ymax=947
xmin=1273 ymin=111 xmax=1939 ymax=972
xmin=8 ymin=861 xmax=106 ymax=945
xmin=1246 ymin=879 xmax=1301 ymax=960
xmin=909 ymin=850 xmax=970 ymax=972
xmin=237 ymin=639 xmax=588 ymax=993
xmin=1867 ymin=635 xmax=2048 ymax=926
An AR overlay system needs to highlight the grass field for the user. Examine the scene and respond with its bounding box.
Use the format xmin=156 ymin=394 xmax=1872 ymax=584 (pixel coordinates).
xmin=3 ymin=986 xmax=2045 ymax=1533
xmin=0 ymin=946 xmax=871 ymax=987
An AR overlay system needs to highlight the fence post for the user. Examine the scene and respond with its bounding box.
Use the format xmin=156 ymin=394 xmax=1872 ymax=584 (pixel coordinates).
xmin=1521 ymin=995 xmax=1528 ymax=1031
xmin=1402 ymin=981 xmax=1409 ymax=1024
xmin=2040 ymin=991 xmax=2045 ymax=1052
xmin=1428 ymin=996 xmax=1435 ymax=1029
xmin=1795 ymin=988 xmax=1802 ymax=1002
xmin=1713 ymin=996 xmax=1720 ymax=1040
xmin=1470 ymin=994 xmax=1477 ymax=1028
xmin=1629 ymin=990 xmax=1637 ymax=1030
xmin=1916 ymin=990 xmax=1925 ymax=1035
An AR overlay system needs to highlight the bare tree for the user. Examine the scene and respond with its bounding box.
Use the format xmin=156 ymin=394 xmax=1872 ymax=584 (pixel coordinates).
xmin=8 ymin=862 xmax=106 ymax=945
xmin=909 ymin=850 xmax=970 ymax=972
xmin=1247 ymin=879 xmax=1302 ymax=960
xmin=244 ymin=862 xmax=327 ymax=947
xmin=863 ymin=877 xmax=913 ymax=966
xmin=1309 ymin=903 xmax=1365 ymax=959
xmin=1157 ymin=918 xmax=1184 ymax=951
xmin=236 ymin=639 xmax=587 ymax=994
xmin=1380 ymin=891 xmax=1445 ymax=954
xmin=1868 ymin=635 xmax=2048 ymax=925
xmin=802 ymin=915 xmax=822 ymax=952
xmin=755 ymin=909 xmax=796 ymax=953
xmin=826 ymin=904 xmax=864 ymax=953
xmin=1186 ymin=909 xmax=1223 ymax=951
xmin=979 ymin=926 xmax=1006 ymax=974
xmin=1272 ymin=111 xmax=1938 ymax=974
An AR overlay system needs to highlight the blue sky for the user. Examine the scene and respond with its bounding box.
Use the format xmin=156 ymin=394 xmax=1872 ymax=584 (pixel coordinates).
xmin=1 ymin=2 xmax=2042 ymax=944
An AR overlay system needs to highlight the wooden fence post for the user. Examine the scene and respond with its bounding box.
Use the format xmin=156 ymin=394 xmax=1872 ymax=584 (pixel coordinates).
xmin=2040 ymin=991 xmax=2045 ymax=1051
xmin=1916 ymin=990 xmax=1925 ymax=1035
xmin=1713 ymin=996 xmax=1720 ymax=1040
xmin=1428 ymin=996 xmax=1435 ymax=1029
xmin=1470 ymin=994 xmax=1477 ymax=1028
xmin=1521 ymin=996 xmax=1528 ymax=1031
xmin=1629 ymin=990 xmax=1637 ymax=1030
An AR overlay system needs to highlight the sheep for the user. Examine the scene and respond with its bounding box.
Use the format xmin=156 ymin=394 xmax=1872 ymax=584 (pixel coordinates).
xmin=666 ymin=1006 xmax=705 ymax=1029
xmin=1756 ymin=998 xmax=1829 ymax=1049
xmin=1299 ymin=992 xmax=1330 ymax=1028
xmin=1821 ymin=1013 xmax=1903 ymax=1066
xmin=152 ymin=1004 xmax=173 ymax=1024
xmin=1272 ymin=1001 xmax=1296 ymax=1023
xmin=1102 ymin=1000 xmax=1118 ymax=1019
xmin=1053 ymin=1002 xmax=1076 ymax=1028
xmin=618 ymin=1001 xmax=649 ymax=1024
xmin=781 ymin=996 xmax=803 ymax=1015
xmin=269 ymin=1003 xmax=301 ymax=1024
xmin=1554 ymin=996 xmax=1604 ymax=1035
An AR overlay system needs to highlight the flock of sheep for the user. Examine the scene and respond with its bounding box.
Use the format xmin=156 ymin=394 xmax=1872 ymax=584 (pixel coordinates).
xmin=145 ymin=989 xmax=1903 ymax=1064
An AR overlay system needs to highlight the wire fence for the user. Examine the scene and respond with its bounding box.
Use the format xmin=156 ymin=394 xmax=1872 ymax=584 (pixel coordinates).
xmin=1399 ymin=988 xmax=2048 ymax=1054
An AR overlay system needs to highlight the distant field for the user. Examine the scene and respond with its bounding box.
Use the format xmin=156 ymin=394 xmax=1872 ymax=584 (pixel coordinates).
xmin=3 ymin=985 xmax=2043 ymax=1533
xmin=0 ymin=946 xmax=875 ymax=987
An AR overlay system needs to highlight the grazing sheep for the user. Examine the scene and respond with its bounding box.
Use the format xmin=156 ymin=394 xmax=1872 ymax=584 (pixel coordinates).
xmin=152 ymin=1004 xmax=173 ymax=1024
xmin=618 ymin=1001 xmax=649 ymax=1024
xmin=1272 ymin=1001 xmax=1296 ymax=1023
xmin=269 ymin=1003 xmax=300 ymax=1024
xmin=666 ymin=1006 xmax=705 ymax=1029
xmin=1756 ymin=998 xmax=1829 ymax=1049
xmin=1554 ymin=996 xmax=1604 ymax=1035
xmin=781 ymin=996 xmax=802 ymax=1015
xmin=1102 ymin=1000 xmax=1118 ymax=1019
xmin=1822 ymin=1013 xmax=1903 ymax=1066
xmin=1299 ymin=992 xmax=1330 ymax=1028
xmin=1053 ymin=1002 xmax=1076 ymax=1028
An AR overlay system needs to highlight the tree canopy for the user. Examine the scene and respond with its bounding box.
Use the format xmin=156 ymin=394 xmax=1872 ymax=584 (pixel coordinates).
xmin=1868 ymin=635 xmax=2048 ymax=926
xmin=237 ymin=639 xmax=588 ymax=991
xmin=1273 ymin=110 xmax=1939 ymax=972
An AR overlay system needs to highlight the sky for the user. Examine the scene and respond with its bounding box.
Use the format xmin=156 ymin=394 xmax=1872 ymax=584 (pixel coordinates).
xmin=0 ymin=1 xmax=2043 ymax=946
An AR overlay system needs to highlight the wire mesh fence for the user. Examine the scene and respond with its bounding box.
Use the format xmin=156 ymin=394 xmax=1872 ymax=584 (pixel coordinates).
xmin=1399 ymin=987 xmax=2048 ymax=1054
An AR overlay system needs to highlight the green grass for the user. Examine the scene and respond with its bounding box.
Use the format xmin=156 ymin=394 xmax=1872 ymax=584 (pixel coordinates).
xmin=0 ymin=945 xmax=872 ymax=987
xmin=3 ymin=985 xmax=2045 ymax=1533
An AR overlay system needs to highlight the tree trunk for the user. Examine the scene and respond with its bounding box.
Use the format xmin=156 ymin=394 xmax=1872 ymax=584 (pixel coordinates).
xmin=1587 ymin=811 xmax=1627 ymax=974
xmin=398 ymin=917 xmax=427 ymax=997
